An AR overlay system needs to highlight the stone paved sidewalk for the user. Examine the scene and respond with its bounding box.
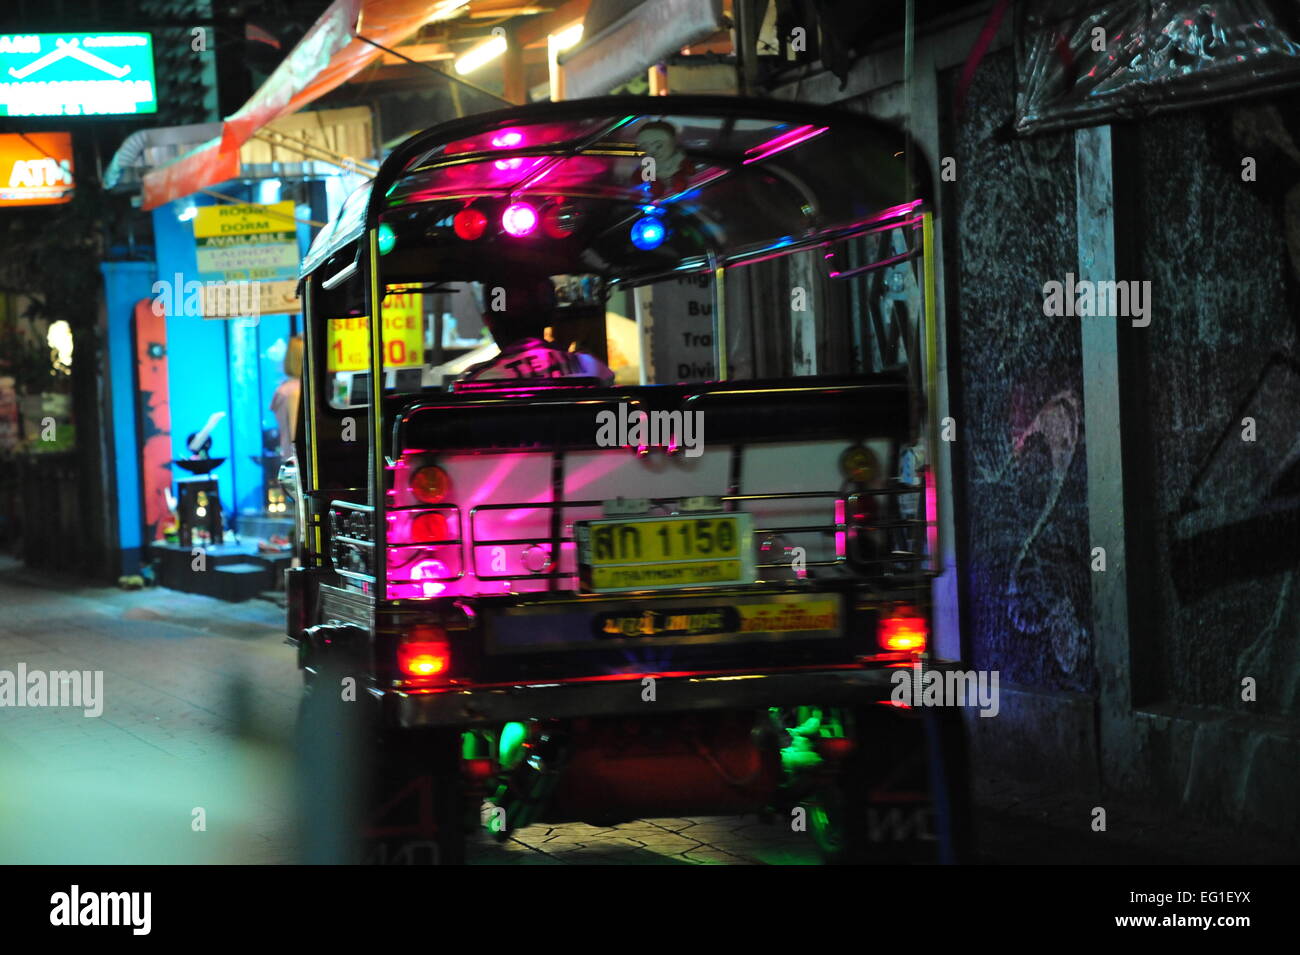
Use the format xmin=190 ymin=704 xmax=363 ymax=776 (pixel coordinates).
xmin=0 ymin=558 xmax=820 ymax=864
xmin=3 ymin=557 xmax=1287 ymax=865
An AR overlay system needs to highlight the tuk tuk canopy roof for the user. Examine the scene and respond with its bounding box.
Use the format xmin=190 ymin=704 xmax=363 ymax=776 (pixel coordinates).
xmin=302 ymin=96 xmax=931 ymax=283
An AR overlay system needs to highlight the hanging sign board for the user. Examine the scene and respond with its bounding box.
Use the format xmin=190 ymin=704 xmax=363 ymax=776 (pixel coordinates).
xmin=192 ymin=200 xmax=300 ymax=318
xmin=642 ymin=273 xmax=715 ymax=382
xmin=0 ymin=33 xmax=157 ymax=116
xmin=0 ymin=131 xmax=74 ymax=206
xmin=326 ymin=289 xmax=425 ymax=372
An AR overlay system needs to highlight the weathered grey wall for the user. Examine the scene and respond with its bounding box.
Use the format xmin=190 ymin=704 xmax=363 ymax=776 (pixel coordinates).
xmin=1131 ymin=102 xmax=1300 ymax=722
xmin=944 ymin=50 xmax=1300 ymax=840
xmin=944 ymin=50 xmax=1097 ymax=697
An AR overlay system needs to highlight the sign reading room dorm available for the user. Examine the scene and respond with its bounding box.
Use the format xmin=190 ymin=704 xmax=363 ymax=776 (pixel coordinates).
xmin=0 ymin=33 xmax=157 ymax=116
xmin=194 ymin=201 xmax=301 ymax=318
xmin=194 ymin=201 xmax=299 ymax=282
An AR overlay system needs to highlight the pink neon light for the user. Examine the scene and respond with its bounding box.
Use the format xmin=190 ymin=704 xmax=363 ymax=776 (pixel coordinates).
xmin=925 ymin=467 xmax=937 ymax=571
xmin=491 ymin=130 xmax=523 ymax=148
xmin=494 ymin=157 xmax=523 ymax=171
xmin=742 ymin=125 xmax=829 ymax=164
xmin=412 ymin=558 xmax=447 ymax=580
xmin=835 ymin=498 xmax=846 ymax=560
xmin=516 ymin=162 xmax=556 ymax=190
xmin=862 ymin=199 xmax=923 ymax=225
xmin=502 ymin=202 xmax=538 ymax=236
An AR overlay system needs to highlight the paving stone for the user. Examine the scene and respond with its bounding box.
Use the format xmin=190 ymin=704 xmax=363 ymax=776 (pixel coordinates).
xmin=21 ymin=557 xmax=1203 ymax=865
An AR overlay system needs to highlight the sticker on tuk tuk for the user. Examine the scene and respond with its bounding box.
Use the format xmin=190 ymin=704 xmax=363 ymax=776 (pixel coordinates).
xmin=326 ymin=290 xmax=424 ymax=372
xmin=485 ymin=593 xmax=843 ymax=655
xmin=593 ymin=607 xmax=737 ymax=638
xmin=734 ymin=600 xmax=839 ymax=633
xmin=590 ymin=600 xmax=839 ymax=638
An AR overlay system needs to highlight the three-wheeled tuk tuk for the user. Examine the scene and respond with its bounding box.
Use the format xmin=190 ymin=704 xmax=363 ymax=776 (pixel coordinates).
xmin=286 ymin=95 xmax=969 ymax=864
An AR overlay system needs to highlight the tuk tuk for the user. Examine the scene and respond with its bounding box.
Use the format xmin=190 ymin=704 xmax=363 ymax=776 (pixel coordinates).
xmin=285 ymin=95 xmax=970 ymax=864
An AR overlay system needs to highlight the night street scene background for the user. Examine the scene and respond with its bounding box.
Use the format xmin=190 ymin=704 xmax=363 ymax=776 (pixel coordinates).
xmin=0 ymin=0 xmax=1295 ymax=907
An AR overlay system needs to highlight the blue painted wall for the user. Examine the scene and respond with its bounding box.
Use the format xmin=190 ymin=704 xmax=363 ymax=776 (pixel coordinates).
xmin=152 ymin=196 xmax=239 ymax=524
xmin=99 ymin=259 xmax=156 ymax=572
xmin=147 ymin=189 xmax=308 ymax=536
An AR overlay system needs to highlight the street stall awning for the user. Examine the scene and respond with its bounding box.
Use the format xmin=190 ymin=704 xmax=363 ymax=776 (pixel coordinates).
xmin=558 ymin=0 xmax=725 ymax=99
xmin=105 ymin=107 xmax=376 ymax=192
xmin=140 ymin=0 xmax=461 ymax=210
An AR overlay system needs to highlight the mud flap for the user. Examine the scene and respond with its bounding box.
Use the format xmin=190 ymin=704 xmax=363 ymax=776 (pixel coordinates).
xmin=295 ymin=671 xmax=467 ymax=865
xmin=362 ymin=727 xmax=467 ymax=866
xmin=826 ymin=704 xmax=971 ymax=864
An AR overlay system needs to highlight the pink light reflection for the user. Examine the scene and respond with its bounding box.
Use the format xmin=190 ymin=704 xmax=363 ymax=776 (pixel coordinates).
xmin=835 ymin=498 xmax=846 ymax=559
xmin=742 ymin=125 xmax=829 ymax=165
xmin=925 ymin=468 xmax=938 ymax=571
xmin=502 ymin=202 xmax=538 ymax=236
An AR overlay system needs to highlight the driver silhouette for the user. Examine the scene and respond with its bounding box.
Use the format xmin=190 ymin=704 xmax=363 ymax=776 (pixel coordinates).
xmin=457 ymin=277 xmax=613 ymax=385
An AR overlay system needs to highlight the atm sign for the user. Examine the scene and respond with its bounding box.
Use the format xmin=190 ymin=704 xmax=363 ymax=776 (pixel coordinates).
xmin=0 ymin=132 xmax=73 ymax=206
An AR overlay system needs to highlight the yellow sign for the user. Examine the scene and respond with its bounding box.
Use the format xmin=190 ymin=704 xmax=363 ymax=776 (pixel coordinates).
xmin=594 ymin=599 xmax=840 ymax=637
xmin=326 ymin=290 xmax=424 ymax=371
xmin=194 ymin=200 xmax=296 ymax=238
xmin=582 ymin=512 xmax=753 ymax=592
xmin=586 ymin=515 xmax=743 ymax=565
xmin=590 ymin=559 xmax=743 ymax=591
xmin=736 ymin=600 xmax=839 ymax=633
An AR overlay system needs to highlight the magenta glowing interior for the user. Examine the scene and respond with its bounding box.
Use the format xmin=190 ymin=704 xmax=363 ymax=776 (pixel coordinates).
xmin=742 ymin=124 xmax=829 ymax=164
xmin=490 ymin=129 xmax=524 ymax=148
xmin=501 ymin=201 xmax=538 ymax=236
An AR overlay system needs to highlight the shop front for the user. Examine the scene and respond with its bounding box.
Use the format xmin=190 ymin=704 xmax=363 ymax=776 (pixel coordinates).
xmin=101 ymin=107 xmax=375 ymax=598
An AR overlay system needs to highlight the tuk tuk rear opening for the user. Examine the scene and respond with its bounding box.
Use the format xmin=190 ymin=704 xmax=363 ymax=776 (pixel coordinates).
xmin=286 ymin=95 xmax=968 ymax=865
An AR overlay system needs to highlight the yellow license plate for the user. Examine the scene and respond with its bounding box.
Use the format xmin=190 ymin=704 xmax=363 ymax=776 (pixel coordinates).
xmin=578 ymin=513 xmax=755 ymax=593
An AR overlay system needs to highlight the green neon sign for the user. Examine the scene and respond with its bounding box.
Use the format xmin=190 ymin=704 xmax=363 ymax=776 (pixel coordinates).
xmin=0 ymin=33 xmax=157 ymax=117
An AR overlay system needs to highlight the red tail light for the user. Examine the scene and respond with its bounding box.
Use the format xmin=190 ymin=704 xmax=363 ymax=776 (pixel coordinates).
xmin=848 ymin=496 xmax=875 ymax=526
xmin=879 ymin=608 xmax=927 ymax=653
xmin=453 ymin=207 xmax=488 ymax=240
xmin=410 ymin=466 xmax=450 ymax=504
xmin=398 ymin=624 xmax=452 ymax=681
xmin=412 ymin=510 xmax=449 ymax=542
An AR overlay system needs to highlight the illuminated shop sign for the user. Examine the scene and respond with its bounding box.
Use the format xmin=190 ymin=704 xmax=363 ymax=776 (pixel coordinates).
xmin=0 ymin=131 xmax=74 ymax=206
xmin=0 ymin=33 xmax=157 ymax=116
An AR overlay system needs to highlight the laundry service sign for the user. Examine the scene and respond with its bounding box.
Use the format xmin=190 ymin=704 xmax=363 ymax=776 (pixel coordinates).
xmin=0 ymin=33 xmax=157 ymax=116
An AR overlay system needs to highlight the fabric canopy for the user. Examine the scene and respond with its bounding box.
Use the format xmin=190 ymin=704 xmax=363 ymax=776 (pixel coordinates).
xmin=142 ymin=0 xmax=439 ymax=210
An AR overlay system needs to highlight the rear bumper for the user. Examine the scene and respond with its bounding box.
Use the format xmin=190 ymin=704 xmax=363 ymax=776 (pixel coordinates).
xmin=376 ymin=660 xmax=964 ymax=728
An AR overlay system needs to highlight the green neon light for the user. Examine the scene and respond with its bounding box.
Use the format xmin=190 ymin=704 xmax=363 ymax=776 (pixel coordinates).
xmin=498 ymin=721 xmax=527 ymax=770
xmin=377 ymin=222 xmax=396 ymax=255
